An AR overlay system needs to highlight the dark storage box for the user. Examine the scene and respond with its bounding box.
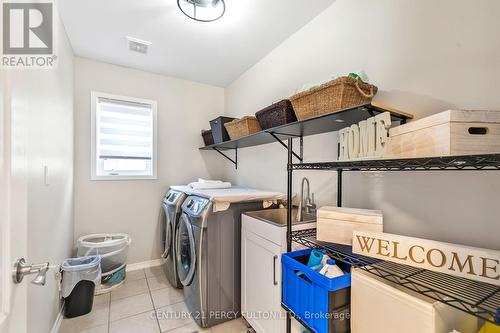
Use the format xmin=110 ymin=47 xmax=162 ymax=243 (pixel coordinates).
xmin=282 ymin=249 xmax=351 ymax=333
xmin=210 ymin=116 xmax=236 ymax=143
xmin=201 ymin=129 xmax=214 ymax=146
xmin=255 ymin=100 xmax=297 ymax=130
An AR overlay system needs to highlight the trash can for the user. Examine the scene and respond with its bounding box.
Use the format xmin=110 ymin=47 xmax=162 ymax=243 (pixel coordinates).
xmin=77 ymin=233 xmax=131 ymax=291
xmin=61 ymin=255 xmax=101 ymax=318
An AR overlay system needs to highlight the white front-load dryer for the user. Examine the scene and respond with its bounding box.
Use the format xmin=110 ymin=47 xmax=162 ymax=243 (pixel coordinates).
xmin=160 ymin=189 xmax=186 ymax=288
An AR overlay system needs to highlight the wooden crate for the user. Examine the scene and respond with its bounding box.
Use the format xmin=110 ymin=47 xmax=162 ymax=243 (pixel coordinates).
xmin=317 ymin=207 xmax=383 ymax=245
xmin=388 ymin=110 xmax=500 ymax=158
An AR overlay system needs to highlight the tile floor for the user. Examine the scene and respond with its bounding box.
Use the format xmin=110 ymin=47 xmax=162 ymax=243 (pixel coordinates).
xmin=59 ymin=266 xmax=249 ymax=333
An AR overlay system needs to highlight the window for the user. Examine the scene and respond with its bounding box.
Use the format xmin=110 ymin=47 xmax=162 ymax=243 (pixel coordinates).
xmin=91 ymin=92 xmax=157 ymax=180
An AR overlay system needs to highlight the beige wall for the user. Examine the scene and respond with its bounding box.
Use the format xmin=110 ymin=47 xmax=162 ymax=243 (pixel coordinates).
xmin=74 ymin=58 xmax=226 ymax=264
xmin=224 ymin=0 xmax=500 ymax=250
xmin=71 ymin=0 xmax=500 ymax=264
xmin=4 ymin=7 xmax=75 ymax=333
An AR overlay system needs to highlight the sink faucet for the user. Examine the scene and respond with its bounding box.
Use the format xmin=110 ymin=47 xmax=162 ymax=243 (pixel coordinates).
xmin=297 ymin=177 xmax=316 ymax=222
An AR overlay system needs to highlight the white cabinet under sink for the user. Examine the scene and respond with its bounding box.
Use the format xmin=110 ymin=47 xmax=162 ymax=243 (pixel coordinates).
xmin=242 ymin=229 xmax=282 ymax=333
xmin=241 ymin=211 xmax=315 ymax=333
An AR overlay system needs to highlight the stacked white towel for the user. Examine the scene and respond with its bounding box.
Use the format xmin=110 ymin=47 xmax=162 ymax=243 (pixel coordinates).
xmin=188 ymin=178 xmax=232 ymax=190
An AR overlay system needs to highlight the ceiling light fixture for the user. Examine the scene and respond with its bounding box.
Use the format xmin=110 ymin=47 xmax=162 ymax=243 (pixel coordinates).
xmin=177 ymin=0 xmax=225 ymax=22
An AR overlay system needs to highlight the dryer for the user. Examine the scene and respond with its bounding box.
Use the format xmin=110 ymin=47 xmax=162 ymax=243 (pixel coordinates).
xmin=160 ymin=189 xmax=186 ymax=288
xmin=176 ymin=195 xmax=266 ymax=328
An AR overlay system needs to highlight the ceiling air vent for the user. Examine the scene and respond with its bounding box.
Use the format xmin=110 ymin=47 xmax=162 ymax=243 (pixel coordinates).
xmin=126 ymin=36 xmax=152 ymax=54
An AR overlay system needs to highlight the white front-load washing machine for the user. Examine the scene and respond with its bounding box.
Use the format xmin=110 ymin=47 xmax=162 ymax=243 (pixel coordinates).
xmin=176 ymin=191 xmax=281 ymax=328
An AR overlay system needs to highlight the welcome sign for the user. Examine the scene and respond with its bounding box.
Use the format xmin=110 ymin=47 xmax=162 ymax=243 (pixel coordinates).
xmin=352 ymin=231 xmax=500 ymax=286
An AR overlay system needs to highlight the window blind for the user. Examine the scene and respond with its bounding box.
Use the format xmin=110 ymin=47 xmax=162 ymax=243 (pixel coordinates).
xmin=97 ymin=97 xmax=153 ymax=160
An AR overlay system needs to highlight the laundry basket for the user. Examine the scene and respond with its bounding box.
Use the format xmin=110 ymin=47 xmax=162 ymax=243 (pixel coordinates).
xmin=290 ymin=76 xmax=378 ymax=121
xmin=77 ymin=233 xmax=131 ymax=293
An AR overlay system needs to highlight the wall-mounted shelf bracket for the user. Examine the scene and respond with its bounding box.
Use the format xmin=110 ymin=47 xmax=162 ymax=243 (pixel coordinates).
xmin=213 ymin=147 xmax=237 ymax=169
xmin=269 ymin=132 xmax=303 ymax=163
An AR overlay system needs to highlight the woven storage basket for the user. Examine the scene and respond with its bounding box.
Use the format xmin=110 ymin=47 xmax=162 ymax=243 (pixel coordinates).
xmin=201 ymin=129 xmax=214 ymax=146
xmin=224 ymin=116 xmax=262 ymax=140
xmin=290 ymin=76 xmax=378 ymax=121
xmin=255 ymin=99 xmax=297 ymax=130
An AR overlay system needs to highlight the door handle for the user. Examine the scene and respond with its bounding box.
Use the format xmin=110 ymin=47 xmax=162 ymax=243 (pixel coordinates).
xmin=13 ymin=258 xmax=50 ymax=286
xmin=273 ymin=255 xmax=278 ymax=286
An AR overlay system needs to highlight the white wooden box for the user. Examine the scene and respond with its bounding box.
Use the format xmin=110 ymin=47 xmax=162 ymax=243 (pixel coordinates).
xmin=316 ymin=207 xmax=383 ymax=245
xmin=351 ymin=268 xmax=478 ymax=333
xmin=388 ymin=110 xmax=500 ymax=158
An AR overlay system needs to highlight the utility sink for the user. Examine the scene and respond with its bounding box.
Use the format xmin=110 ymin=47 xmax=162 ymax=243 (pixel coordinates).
xmin=245 ymin=208 xmax=316 ymax=227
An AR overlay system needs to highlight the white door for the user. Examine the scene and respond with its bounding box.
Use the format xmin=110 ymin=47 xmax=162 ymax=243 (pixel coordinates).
xmin=0 ymin=69 xmax=29 ymax=332
xmin=242 ymin=229 xmax=284 ymax=333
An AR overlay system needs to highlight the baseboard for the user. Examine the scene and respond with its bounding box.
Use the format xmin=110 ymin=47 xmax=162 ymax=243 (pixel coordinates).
xmin=126 ymin=259 xmax=162 ymax=272
xmin=50 ymin=304 xmax=64 ymax=333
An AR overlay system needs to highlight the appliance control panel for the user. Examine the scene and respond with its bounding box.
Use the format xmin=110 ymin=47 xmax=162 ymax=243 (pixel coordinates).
xmin=164 ymin=190 xmax=182 ymax=205
xmin=183 ymin=196 xmax=210 ymax=216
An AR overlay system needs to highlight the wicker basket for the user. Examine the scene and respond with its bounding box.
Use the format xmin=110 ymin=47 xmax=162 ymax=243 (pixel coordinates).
xmin=224 ymin=116 xmax=262 ymax=140
xmin=290 ymin=76 xmax=378 ymax=121
xmin=201 ymin=129 xmax=214 ymax=146
xmin=255 ymin=99 xmax=297 ymax=130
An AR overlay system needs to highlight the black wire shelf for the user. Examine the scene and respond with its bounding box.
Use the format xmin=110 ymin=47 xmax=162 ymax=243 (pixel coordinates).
xmin=200 ymin=103 xmax=412 ymax=168
xmin=290 ymin=153 xmax=500 ymax=171
xmin=292 ymin=228 xmax=500 ymax=325
xmin=200 ymin=103 xmax=410 ymax=151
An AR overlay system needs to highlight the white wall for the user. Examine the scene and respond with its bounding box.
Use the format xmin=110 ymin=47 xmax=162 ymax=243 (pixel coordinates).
xmin=74 ymin=58 xmax=226 ymax=264
xmin=3 ymin=7 xmax=75 ymax=333
xmin=224 ymin=0 xmax=500 ymax=250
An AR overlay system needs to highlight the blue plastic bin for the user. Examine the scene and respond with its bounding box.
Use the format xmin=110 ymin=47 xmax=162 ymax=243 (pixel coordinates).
xmin=282 ymin=249 xmax=351 ymax=333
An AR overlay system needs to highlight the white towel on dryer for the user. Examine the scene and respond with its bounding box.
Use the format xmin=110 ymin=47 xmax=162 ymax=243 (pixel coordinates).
xmin=170 ymin=185 xmax=285 ymax=212
xmin=188 ymin=180 xmax=232 ymax=190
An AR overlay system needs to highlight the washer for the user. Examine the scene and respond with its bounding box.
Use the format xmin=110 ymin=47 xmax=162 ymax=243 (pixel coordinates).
xmin=176 ymin=195 xmax=266 ymax=328
xmin=160 ymin=189 xmax=186 ymax=288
